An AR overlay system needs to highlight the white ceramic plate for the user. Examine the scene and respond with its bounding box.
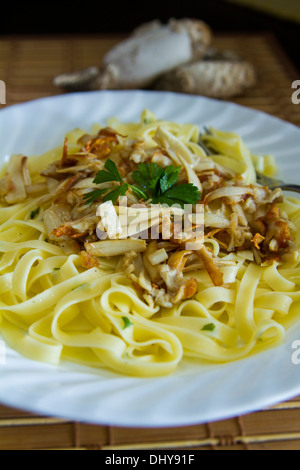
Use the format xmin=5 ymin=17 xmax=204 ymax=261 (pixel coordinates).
xmin=0 ymin=90 xmax=300 ymax=428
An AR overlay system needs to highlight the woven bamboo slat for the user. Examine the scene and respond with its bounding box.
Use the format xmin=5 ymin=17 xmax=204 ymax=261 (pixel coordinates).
xmin=1 ymin=400 xmax=300 ymax=450
xmin=0 ymin=32 xmax=299 ymax=450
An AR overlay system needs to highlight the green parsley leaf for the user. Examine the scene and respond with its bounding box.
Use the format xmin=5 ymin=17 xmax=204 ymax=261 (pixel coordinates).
xmin=201 ymin=323 xmax=216 ymax=332
xmin=159 ymin=165 xmax=181 ymax=194
xmin=84 ymin=159 xmax=148 ymax=205
xmin=132 ymin=162 xmax=201 ymax=207
xmin=154 ymin=183 xmax=201 ymax=206
xmin=84 ymin=160 xmax=134 ymax=205
xmin=132 ymin=162 xmax=164 ymax=198
xmin=93 ymin=159 xmax=123 ymax=184
xmin=102 ymin=184 xmax=129 ymax=204
xmin=83 ymin=188 xmax=112 ymax=205
xmin=122 ymin=316 xmax=133 ymax=329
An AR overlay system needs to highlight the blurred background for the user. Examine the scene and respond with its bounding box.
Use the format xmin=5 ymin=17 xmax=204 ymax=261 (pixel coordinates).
xmin=1 ymin=0 xmax=300 ymax=71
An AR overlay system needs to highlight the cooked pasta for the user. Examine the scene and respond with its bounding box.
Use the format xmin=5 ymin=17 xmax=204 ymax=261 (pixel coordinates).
xmin=0 ymin=109 xmax=300 ymax=377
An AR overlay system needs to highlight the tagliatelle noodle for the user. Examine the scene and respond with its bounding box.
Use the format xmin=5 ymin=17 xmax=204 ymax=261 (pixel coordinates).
xmin=0 ymin=110 xmax=300 ymax=377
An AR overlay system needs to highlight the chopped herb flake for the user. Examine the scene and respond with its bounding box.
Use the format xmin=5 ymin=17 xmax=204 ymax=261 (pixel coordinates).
xmin=122 ymin=317 xmax=133 ymax=329
xmin=201 ymin=323 xmax=216 ymax=332
xmin=30 ymin=207 xmax=40 ymax=219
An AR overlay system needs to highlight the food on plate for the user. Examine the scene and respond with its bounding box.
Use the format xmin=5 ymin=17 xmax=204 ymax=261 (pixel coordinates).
xmin=0 ymin=110 xmax=299 ymax=377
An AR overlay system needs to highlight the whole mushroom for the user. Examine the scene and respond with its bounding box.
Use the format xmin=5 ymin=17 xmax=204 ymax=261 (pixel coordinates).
xmin=53 ymin=18 xmax=212 ymax=91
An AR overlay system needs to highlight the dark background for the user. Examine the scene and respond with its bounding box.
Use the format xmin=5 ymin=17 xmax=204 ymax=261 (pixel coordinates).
xmin=1 ymin=0 xmax=300 ymax=71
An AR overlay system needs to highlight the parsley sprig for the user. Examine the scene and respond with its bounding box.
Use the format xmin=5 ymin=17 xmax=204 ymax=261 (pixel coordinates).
xmin=83 ymin=159 xmax=147 ymax=205
xmin=131 ymin=162 xmax=201 ymax=207
xmin=83 ymin=159 xmax=201 ymax=207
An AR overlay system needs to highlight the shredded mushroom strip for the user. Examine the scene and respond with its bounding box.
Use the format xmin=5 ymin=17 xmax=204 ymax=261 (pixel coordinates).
xmin=0 ymin=109 xmax=299 ymax=377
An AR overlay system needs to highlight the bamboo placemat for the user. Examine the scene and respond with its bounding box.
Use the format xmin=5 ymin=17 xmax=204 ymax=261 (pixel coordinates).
xmin=0 ymin=32 xmax=300 ymax=450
